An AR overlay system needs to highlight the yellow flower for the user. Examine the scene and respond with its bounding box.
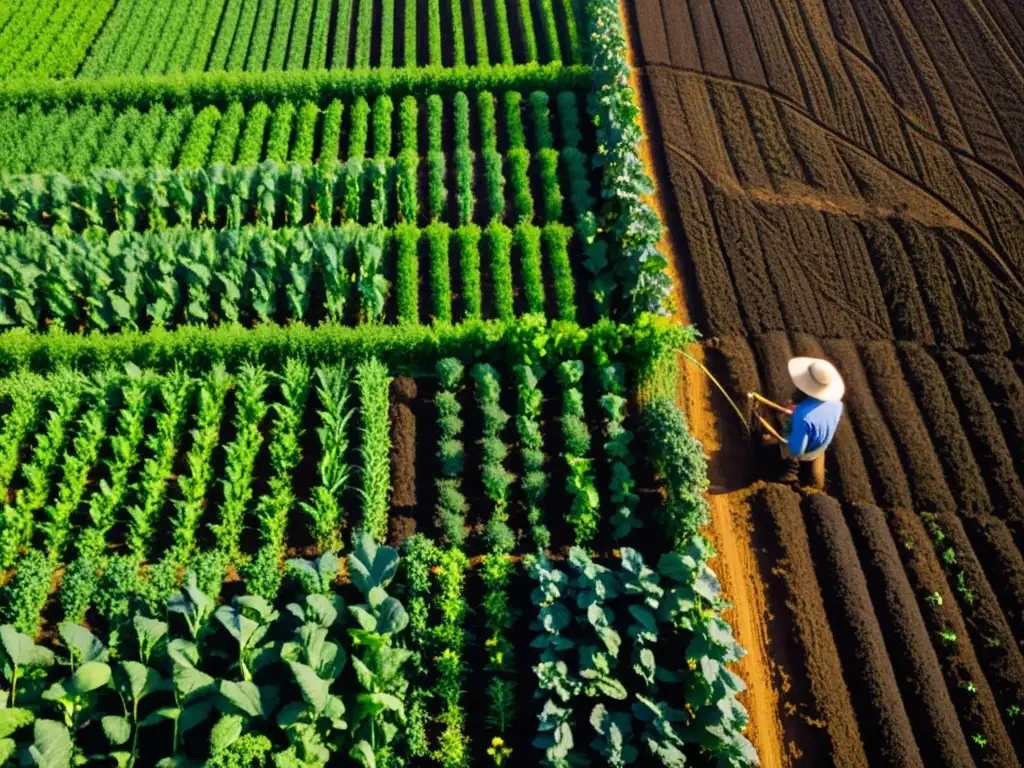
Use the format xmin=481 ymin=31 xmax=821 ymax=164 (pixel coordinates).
xmin=485 ymin=635 xmax=498 ymax=647
xmin=487 ymin=737 xmax=512 ymax=765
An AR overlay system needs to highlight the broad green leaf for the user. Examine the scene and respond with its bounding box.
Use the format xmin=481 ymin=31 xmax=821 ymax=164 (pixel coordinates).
xmin=116 ymin=660 xmax=162 ymax=701
xmin=350 ymin=740 xmax=375 ymax=767
xmin=139 ymin=707 xmax=179 ymax=728
xmin=0 ymin=625 xmax=54 ymax=668
xmin=376 ymin=597 xmax=408 ymax=635
xmin=289 ymin=662 xmax=329 ymax=713
xmin=209 ymin=714 xmax=243 ymax=754
xmin=28 ymin=719 xmax=71 ymax=768
xmin=219 ymin=680 xmax=263 ymax=717
xmin=351 ymin=656 xmax=375 ymax=690
xmin=0 ymin=737 xmax=14 ymax=764
xmin=101 ymin=715 xmax=131 ymax=746
xmin=64 ymin=661 xmax=111 ymax=695
xmin=57 ymin=623 xmax=107 ymax=663
xmin=0 ymin=707 xmax=33 ymax=738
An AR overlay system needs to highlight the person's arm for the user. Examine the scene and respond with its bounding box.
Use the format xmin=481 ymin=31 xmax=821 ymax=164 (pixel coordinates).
xmin=787 ymin=414 xmax=810 ymax=456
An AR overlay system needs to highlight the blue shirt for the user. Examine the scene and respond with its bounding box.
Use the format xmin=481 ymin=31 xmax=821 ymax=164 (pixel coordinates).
xmin=788 ymin=398 xmax=843 ymax=456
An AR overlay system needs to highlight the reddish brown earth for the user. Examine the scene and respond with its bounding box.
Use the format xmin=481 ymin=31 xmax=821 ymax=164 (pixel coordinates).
xmin=624 ymin=0 xmax=1024 ymax=762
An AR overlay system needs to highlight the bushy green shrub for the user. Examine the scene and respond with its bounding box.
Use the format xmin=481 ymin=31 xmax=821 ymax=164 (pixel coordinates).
xmin=640 ymin=398 xmax=710 ymax=545
xmin=486 ymin=222 xmax=515 ymax=320
xmin=457 ymin=224 xmax=483 ymax=320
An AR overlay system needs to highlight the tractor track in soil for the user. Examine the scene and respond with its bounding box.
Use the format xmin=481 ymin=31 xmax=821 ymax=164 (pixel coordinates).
xmin=621 ymin=3 xmax=785 ymax=764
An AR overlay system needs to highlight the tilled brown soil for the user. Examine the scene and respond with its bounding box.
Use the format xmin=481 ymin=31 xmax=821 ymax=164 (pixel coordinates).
xmin=625 ymin=0 xmax=1024 ymax=762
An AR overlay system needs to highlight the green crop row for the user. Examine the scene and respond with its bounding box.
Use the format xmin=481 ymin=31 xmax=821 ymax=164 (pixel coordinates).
xmin=0 ymin=221 xmax=577 ymax=329
xmin=0 ymin=0 xmax=114 ymax=80
xmin=0 ymin=151 xmax=580 ymax=234
xmin=0 ymin=87 xmax=588 ymax=176
xmin=0 ymin=61 xmax=590 ymax=110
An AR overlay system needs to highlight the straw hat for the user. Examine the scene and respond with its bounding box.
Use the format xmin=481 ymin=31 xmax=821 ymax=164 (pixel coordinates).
xmin=788 ymin=357 xmax=845 ymax=402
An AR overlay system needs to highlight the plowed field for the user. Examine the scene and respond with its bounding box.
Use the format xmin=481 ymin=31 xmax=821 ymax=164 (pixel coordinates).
xmin=626 ymin=0 xmax=1024 ymax=762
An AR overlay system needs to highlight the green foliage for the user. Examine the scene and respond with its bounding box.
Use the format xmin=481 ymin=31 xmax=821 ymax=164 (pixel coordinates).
xmin=516 ymin=362 xmax=550 ymax=548
xmin=248 ymin=359 xmax=311 ymax=600
xmin=600 ymin=365 xmax=642 ymax=540
xmin=171 ymin=364 xmax=231 ymax=561
xmin=584 ymin=0 xmax=671 ymax=319
xmin=0 ymin=371 xmax=85 ymax=567
xmin=356 ymin=359 xmax=392 ymax=542
xmin=486 ymin=222 xmax=515 ymax=321
xmin=127 ymin=371 xmax=189 ymax=560
xmin=641 ymin=398 xmax=710 ymax=546
xmin=265 ymin=101 xmax=296 ymax=163
xmin=3 ymin=551 xmax=53 ymax=636
xmin=212 ymin=364 xmax=269 ymax=560
xmin=435 ymin=359 xmax=468 ymax=546
xmin=471 ymin=364 xmax=515 ymax=554
xmin=544 ymin=224 xmax=577 ymax=320
xmin=178 ymin=105 xmax=221 ymax=169
xmin=457 ymin=225 xmax=482 ymax=321
xmin=558 ymin=360 xmax=600 ymax=546
xmin=537 ymin=147 xmax=564 ymax=223
xmin=527 ymin=546 xmax=755 ymax=766
xmin=373 ymin=95 xmax=394 ymax=159
xmin=480 ymin=554 xmax=517 ymax=745
xmin=290 ymin=101 xmax=320 ymax=164
xmin=427 ymin=223 xmax=452 ymax=324
xmin=516 ymin=224 xmax=545 ymax=314
xmin=395 ymin=224 xmax=420 ymax=323
xmin=300 ymin=365 xmax=355 ymax=551
xmin=507 ymin=148 xmax=534 ymax=224
xmin=346 ymin=532 xmax=412 ymax=766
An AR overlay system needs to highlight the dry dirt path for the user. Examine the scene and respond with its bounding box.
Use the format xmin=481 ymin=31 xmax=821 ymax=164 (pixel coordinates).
xmin=618 ymin=3 xmax=785 ymax=764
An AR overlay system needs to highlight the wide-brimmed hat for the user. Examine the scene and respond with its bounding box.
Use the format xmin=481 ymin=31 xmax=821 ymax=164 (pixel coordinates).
xmin=788 ymin=357 xmax=845 ymax=402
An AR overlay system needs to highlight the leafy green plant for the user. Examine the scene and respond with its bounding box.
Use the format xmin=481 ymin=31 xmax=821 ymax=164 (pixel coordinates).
xmin=346 ymin=532 xmax=412 ymax=766
xmin=212 ymin=364 xmax=269 ymax=560
xmin=435 ymin=358 xmax=468 ymax=546
xmin=301 ymin=365 xmax=355 ymax=552
xmin=356 ymin=359 xmax=392 ymax=542
xmin=248 ymin=359 xmax=311 ymax=601
xmin=356 ymin=228 xmax=390 ymax=323
xmin=472 ymin=364 xmax=515 ymax=553
xmin=127 ymin=370 xmax=189 ymax=560
xmin=516 ymin=362 xmax=550 ymax=548
xmin=559 ymin=360 xmax=600 ymax=546
xmin=640 ymin=398 xmax=709 ymax=546
xmin=427 ymin=223 xmax=452 ymax=324
xmin=0 ymin=370 xmax=86 ymax=567
xmin=159 ymin=365 xmax=228 ymax=564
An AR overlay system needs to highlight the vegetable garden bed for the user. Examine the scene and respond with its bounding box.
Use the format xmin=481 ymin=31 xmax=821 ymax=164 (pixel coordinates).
xmin=0 ymin=0 xmax=755 ymax=765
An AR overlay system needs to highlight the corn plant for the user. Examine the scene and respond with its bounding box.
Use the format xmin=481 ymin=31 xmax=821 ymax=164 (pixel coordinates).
xmin=0 ymin=373 xmax=44 ymax=498
xmin=559 ymin=360 xmax=600 ymax=546
xmin=300 ymin=364 xmax=355 ymax=552
xmin=212 ymin=364 xmax=270 ymax=560
xmin=0 ymin=371 xmax=86 ymax=567
xmin=170 ymin=365 xmax=231 ymax=561
xmin=41 ymin=389 xmax=110 ymax=563
xmin=248 ymin=359 xmax=311 ymax=601
xmin=356 ymin=359 xmax=392 ymax=542
xmin=126 ymin=371 xmax=190 ymax=561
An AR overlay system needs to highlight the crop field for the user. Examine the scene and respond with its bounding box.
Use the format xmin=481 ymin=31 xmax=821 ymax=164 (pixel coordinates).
xmin=625 ymin=0 xmax=1024 ymax=764
xmin=0 ymin=0 xmax=583 ymax=78
xmin=0 ymin=0 xmax=759 ymax=767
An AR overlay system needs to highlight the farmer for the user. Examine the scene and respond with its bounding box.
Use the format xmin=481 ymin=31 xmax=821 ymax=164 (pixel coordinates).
xmin=750 ymin=357 xmax=845 ymax=491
